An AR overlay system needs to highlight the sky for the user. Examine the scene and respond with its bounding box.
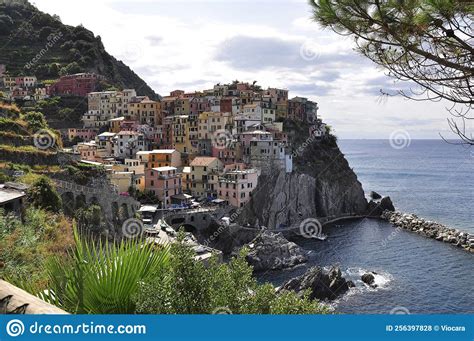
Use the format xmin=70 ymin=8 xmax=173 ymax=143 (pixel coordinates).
xmin=32 ymin=0 xmax=464 ymax=139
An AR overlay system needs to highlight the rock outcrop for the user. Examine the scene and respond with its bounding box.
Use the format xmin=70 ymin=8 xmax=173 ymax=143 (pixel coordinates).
xmin=381 ymin=211 xmax=474 ymax=253
xmin=278 ymin=266 xmax=355 ymax=301
xmin=361 ymin=272 xmax=377 ymax=288
xmin=369 ymin=191 xmax=382 ymax=200
xmin=238 ymin=130 xmax=367 ymax=227
xmin=367 ymin=196 xmax=395 ymax=217
xmin=242 ymin=231 xmax=308 ymax=272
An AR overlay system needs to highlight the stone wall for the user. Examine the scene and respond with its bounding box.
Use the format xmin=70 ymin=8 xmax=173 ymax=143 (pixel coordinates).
xmin=382 ymin=210 xmax=474 ymax=253
xmin=54 ymin=179 xmax=140 ymax=235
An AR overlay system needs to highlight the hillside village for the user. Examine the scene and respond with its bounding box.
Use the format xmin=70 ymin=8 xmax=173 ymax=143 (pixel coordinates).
xmin=0 ymin=65 xmax=329 ymax=213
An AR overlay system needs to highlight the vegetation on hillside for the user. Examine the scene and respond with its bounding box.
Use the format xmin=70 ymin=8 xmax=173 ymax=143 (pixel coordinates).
xmin=0 ymin=207 xmax=74 ymax=291
xmin=27 ymin=175 xmax=62 ymax=212
xmin=134 ymin=233 xmax=328 ymax=315
xmin=39 ymin=229 xmax=170 ymax=314
xmin=0 ymin=0 xmax=158 ymax=99
xmin=19 ymin=96 xmax=87 ymax=129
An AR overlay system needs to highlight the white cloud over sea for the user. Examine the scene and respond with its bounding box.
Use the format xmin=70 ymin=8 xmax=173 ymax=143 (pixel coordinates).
xmin=33 ymin=0 xmax=457 ymax=139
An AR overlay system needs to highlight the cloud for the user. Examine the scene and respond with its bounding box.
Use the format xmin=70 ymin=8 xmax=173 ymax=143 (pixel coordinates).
xmin=363 ymin=75 xmax=418 ymax=97
xmin=32 ymin=0 xmax=451 ymax=139
xmin=146 ymin=35 xmax=163 ymax=45
xmin=287 ymin=82 xmax=335 ymax=96
xmin=215 ymin=35 xmax=369 ymax=72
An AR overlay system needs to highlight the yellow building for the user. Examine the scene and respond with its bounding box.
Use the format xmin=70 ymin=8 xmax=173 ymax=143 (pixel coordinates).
xmin=136 ymin=149 xmax=182 ymax=170
xmin=128 ymin=98 xmax=162 ymax=126
xmin=109 ymin=117 xmax=125 ymax=133
xmin=198 ymin=112 xmax=233 ymax=140
xmin=276 ymin=102 xmax=288 ymax=120
xmin=175 ymin=98 xmax=190 ymax=115
xmin=189 ymin=156 xmax=223 ymax=198
xmin=109 ymin=172 xmax=133 ymax=193
xmin=172 ymin=115 xmax=196 ymax=156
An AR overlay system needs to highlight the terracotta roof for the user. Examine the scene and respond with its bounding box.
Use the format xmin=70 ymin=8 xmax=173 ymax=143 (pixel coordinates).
xmin=190 ymin=156 xmax=218 ymax=167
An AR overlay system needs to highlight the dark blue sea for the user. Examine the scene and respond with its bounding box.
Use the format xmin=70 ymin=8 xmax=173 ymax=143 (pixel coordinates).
xmin=339 ymin=139 xmax=474 ymax=232
xmin=261 ymin=140 xmax=474 ymax=314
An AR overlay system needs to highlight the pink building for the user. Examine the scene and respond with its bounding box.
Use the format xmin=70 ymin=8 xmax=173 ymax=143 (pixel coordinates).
xmin=217 ymin=164 xmax=259 ymax=208
xmin=47 ymin=73 xmax=100 ymax=97
xmin=15 ymin=76 xmax=37 ymax=88
xmin=190 ymin=97 xmax=211 ymax=116
xmin=77 ymin=142 xmax=98 ymax=161
xmin=11 ymin=88 xmax=29 ymax=99
xmin=145 ymin=166 xmax=182 ymax=208
xmin=211 ymin=142 xmax=243 ymax=165
xmin=240 ymin=130 xmax=273 ymax=149
xmin=120 ymin=120 xmax=139 ymax=131
xmin=68 ymin=128 xmax=98 ymax=141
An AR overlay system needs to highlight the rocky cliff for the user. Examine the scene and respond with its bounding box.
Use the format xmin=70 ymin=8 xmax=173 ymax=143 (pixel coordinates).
xmin=238 ymin=120 xmax=367 ymax=228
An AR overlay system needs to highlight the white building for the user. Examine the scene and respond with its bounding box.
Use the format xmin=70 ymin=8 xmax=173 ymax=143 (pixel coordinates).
xmin=114 ymin=131 xmax=147 ymax=159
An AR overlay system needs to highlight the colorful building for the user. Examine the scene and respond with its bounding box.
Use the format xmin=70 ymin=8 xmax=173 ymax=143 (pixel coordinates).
xmin=189 ymin=156 xmax=223 ymax=198
xmin=128 ymin=97 xmax=162 ymax=126
xmin=77 ymin=141 xmax=98 ymax=162
xmin=136 ymin=149 xmax=182 ymax=170
xmin=171 ymin=115 xmax=197 ymax=157
xmin=15 ymin=76 xmax=37 ymax=88
xmin=113 ymin=131 xmax=147 ymax=159
xmin=48 ymin=73 xmax=100 ymax=97
xmin=145 ymin=166 xmax=182 ymax=208
xmin=198 ymin=112 xmax=233 ymax=140
xmin=67 ymin=128 xmax=97 ymax=141
xmin=218 ymin=165 xmax=259 ymax=207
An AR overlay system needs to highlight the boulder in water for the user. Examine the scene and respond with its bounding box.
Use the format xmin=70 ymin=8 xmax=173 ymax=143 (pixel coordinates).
xmin=361 ymin=272 xmax=377 ymax=288
xmin=380 ymin=196 xmax=395 ymax=212
xmin=278 ymin=266 xmax=354 ymax=300
xmin=367 ymin=196 xmax=395 ymax=216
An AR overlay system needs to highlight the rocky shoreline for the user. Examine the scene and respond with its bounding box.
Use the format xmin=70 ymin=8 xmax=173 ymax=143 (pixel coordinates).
xmin=381 ymin=210 xmax=474 ymax=254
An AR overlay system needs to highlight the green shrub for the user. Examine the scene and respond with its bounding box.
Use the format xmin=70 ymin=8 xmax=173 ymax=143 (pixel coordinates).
xmin=75 ymin=205 xmax=105 ymax=231
xmin=134 ymin=233 xmax=328 ymax=315
xmin=0 ymin=207 xmax=74 ymax=292
xmin=22 ymin=111 xmax=48 ymax=131
xmin=27 ymin=176 xmax=62 ymax=212
xmin=41 ymin=229 xmax=170 ymax=314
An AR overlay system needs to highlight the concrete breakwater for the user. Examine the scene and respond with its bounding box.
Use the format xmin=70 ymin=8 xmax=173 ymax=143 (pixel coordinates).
xmin=381 ymin=210 xmax=474 ymax=254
